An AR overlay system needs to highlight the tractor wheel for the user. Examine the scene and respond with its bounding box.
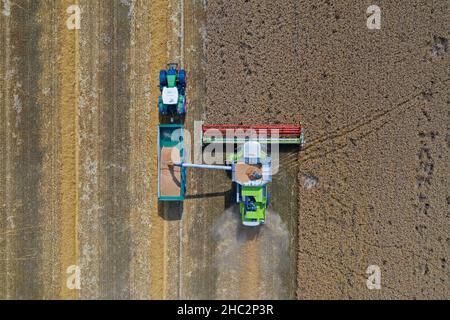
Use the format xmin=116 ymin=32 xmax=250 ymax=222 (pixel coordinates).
xmin=159 ymin=70 xmax=167 ymax=88
xmin=178 ymin=70 xmax=186 ymax=88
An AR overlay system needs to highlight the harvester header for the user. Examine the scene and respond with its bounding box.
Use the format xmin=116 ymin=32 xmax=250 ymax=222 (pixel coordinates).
xmin=202 ymin=124 xmax=304 ymax=145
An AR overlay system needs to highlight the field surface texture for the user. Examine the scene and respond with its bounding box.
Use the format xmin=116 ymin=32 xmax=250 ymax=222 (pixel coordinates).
xmin=0 ymin=0 xmax=449 ymax=299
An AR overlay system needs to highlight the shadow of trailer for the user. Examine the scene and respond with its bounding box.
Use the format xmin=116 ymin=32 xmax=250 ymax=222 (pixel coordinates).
xmin=157 ymin=124 xmax=186 ymax=201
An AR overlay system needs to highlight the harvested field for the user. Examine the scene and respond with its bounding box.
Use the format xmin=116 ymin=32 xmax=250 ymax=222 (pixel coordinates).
xmin=0 ymin=0 xmax=449 ymax=300
xmin=1 ymin=0 xmax=159 ymax=299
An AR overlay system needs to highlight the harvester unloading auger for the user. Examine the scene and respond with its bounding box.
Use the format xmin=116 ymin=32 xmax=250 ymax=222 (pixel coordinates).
xmin=157 ymin=65 xmax=304 ymax=227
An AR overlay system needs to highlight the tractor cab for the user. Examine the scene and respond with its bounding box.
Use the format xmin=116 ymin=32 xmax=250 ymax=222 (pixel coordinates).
xmin=162 ymin=87 xmax=179 ymax=105
xmin=159 ymin=63 xmax=186 ymax=117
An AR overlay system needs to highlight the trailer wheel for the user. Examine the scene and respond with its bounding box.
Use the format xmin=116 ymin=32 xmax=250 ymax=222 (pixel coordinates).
xmin=177 ymin=97 xmax=186 ymax=115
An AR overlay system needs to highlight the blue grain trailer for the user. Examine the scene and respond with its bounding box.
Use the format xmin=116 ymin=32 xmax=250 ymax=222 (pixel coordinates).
xmin=157 ymin=124 xmax=186 ymax=201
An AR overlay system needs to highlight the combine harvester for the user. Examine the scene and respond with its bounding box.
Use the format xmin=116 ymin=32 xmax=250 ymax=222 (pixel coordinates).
xmin=157 ymin=65 xmax=304 ymax=226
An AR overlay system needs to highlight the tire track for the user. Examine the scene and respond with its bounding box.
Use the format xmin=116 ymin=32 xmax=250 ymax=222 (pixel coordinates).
xmin=128 ymin=0 xmax=154 ymax=300
xmin=238 ymin=232 xmax=260 ymax=300
xmin=78 ymin=0 xmax=134 ymax=299
xmin=180 ymin=0 xmax=219 ymax=300
xmin=5 ymin=0 xmax=43 ymax=299
xmin=162 ymin=0 xmax=185 ymax=299
xmin=39 ymin=0 xmax=62 ymax=299
xmin=97 ymin=0 xmax=132 ymax=299
xmin=56 ymin=0 xmax=79 ymax=299
xmin=147 ymin=0 xmax=168 ymax=299
xmin=302 ymin=79 xmax=450 ymax=164
xmin=78 ymin=0 xmax=103 ymax=299
xmin=0 ymin=0 xmax=10 ymax=300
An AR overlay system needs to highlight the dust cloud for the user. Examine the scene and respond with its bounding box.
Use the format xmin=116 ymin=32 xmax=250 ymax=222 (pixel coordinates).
xmin=212 ymin=205 xmax=290 ymax=299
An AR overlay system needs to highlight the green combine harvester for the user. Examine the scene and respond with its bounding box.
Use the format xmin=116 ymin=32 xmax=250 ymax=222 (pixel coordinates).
xmin=158 ymin=124 xmax=304 ymax=227
xmin=173 ymin=141 xmax=272 ymax=226
xmin=157 ymin=64 xmax=304 ymax=227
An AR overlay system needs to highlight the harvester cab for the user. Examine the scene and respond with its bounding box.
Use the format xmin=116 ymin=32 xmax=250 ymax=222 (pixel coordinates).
xmin=159 ymin=63 xmax=186 ymax=118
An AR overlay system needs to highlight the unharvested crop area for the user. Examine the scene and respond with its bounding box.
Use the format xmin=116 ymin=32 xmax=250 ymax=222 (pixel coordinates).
xmin=207 ymin=0 xmax=450 ymax=299
xmin=293 ymin=0 xmax=450 ymax=299
xmin=1 ymin=0 xmax=449 ymax=299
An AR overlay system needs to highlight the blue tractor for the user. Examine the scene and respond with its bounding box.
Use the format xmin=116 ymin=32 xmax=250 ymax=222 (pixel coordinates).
xmin=159 ymin=63 xmax=186 ymax=117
